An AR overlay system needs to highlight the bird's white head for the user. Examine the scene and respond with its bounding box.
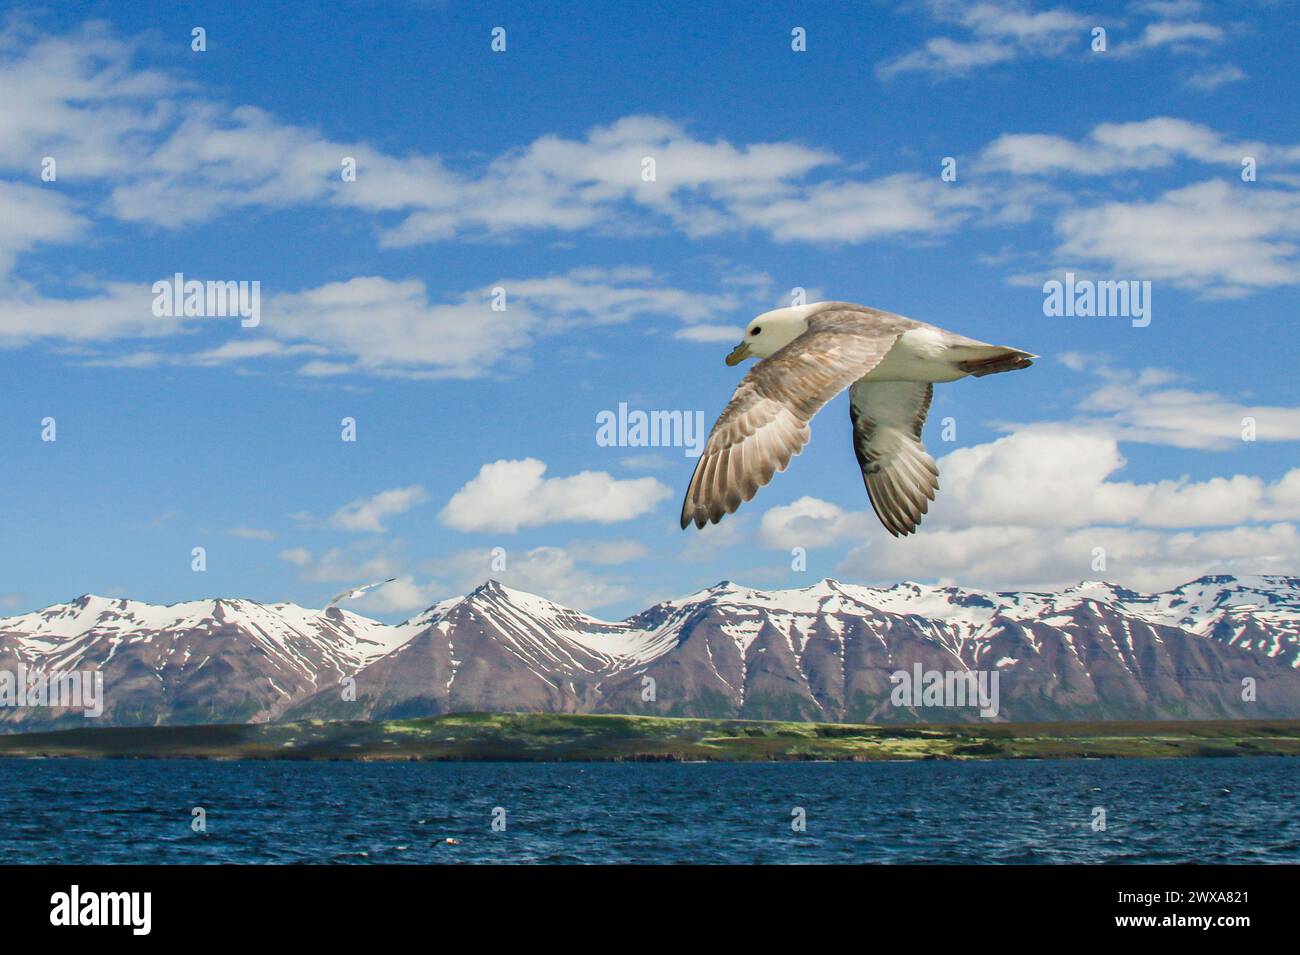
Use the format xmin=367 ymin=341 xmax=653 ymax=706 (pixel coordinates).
xmin=724 ymin=304 xmax=819 ymax=365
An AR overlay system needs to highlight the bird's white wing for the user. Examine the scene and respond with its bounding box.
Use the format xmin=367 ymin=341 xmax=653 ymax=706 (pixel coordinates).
xmin=681 ymin=319 xmax=902 ymax=529
xmin=848 ymin=379 xmax=938 ymax=537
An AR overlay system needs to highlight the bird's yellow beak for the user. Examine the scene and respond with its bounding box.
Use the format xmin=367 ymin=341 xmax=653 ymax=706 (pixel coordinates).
xmin=725 ymin=341 xmax=752 ymax=366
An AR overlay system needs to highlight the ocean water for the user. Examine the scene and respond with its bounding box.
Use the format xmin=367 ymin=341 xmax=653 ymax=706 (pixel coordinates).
xmin=1 ymin=757 xmax=1296 ymax=864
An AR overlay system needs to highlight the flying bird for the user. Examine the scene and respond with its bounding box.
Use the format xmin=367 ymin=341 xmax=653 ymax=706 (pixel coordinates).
xmin=327 ymin=578 xmax=397 ymax=607
xmin=680 ymin=301 xmax=1036 ymax=537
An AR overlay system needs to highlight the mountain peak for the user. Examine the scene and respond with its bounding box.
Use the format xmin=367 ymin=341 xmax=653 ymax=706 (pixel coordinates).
xmin=4 ymin=573 xmax=1300 ymax=731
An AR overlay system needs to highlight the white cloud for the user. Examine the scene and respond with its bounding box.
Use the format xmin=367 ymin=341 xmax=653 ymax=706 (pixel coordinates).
xmin=843 ymin=521 xmax=1300 ymax=592
xmin=618 ymin=453 xmax=677 ymax=472
xmin=876 ymin=0 xmax=1233 ymax=78
xmin=266 ymin=278 xmax=535 ymax=379
xmin=742 ymin=355 xmax=1300 ymax=591
xmin=1183 ymin=63 xmax=1246 ymax=91
xmin=330 ymin=486 xmax=429 ymax=533
xmin=676 ymin=511 xmax=751 ymax=563
xmin=382 ymin=114 xmax=838 ymax=246
xmin=566 ymin=539 xmax=650 ymax=566
xmin=227 ymin=526 xmax=274 ymax=541
xmin=925 ymin=426 xmax=1300 ymax=528
xmin=0 ymin=23 xmax=993 ymax=258
xmin=78 ymin=339 xmax=329 ymax=370
xmin=977 ymin=119 xmax=1300 ymax=295
xmin=878 ymin=37 xmax=1017 ymax=80
xmin=817 ymin=421 xmax=1300 ymax=590
xmin=426 ymin=545 xmax=634 ymax=610
xmin=729 ymin=173 xmax=983 ymax=242
xmin=0 ymin=23 xmax=172 ymax=179
xmin=1126 ymin=20 xmax=1224 ymax=52
xmin=675 ymin=324 xmax=743 ymax=343
xmin=265 ymin=265 xmax=747 ymax=376
xmin=0 ymin=182 xmax=87 ymax=276
xmin=980 ymin=117 xmax=1294 ymax=176
xmin=347 ymin=576 xmax=437 ymax=614
xmin=278 ymin=547 xmax=311 ymax=566
xmin=277 ymin=543 xmax=403 ymax=583
xmin=0 ymin=279 xmax=172 ymax=346
xmin=1066 ymin=364 xmax=1300 ymax=450
xmin=484 ymin=545 xmax=633 ymax=609
xmin=8 ymin=265 xmax=756 ymax=376
xmin=440 ymin=459 xmax=671 ymax=533
xmin=758 ymin=496 xmax=874 ymax=549
xmin=1054 ymin=179 xmax=1300 ymax=294
xmin=877 ymin=2 xmax=1091 ymax=79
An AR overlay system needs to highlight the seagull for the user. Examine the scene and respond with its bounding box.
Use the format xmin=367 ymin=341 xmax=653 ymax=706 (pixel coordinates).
xmin=680 ymin=301 xmax=1036 ymax=537
xmin=327 ymin=578 xmax=397 ymax=607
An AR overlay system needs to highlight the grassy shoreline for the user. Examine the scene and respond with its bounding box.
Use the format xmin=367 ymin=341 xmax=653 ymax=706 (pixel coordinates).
xmin=1 ymin=713 xmax=1299 ymax=762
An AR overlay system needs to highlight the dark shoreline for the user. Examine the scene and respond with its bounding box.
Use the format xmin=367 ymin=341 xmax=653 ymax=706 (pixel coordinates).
xmin=1 ymin=713 xmax=1299 ymax=762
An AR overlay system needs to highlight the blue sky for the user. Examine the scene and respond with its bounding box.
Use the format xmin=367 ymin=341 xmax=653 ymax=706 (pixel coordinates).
xmin=3 ymin=0 xmax=1299 ymax=618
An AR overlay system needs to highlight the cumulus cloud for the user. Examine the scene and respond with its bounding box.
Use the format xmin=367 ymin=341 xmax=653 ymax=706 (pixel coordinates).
xmin=758 ymin=496 xmax=875 ymax=549
xmin=266 ymin=279 xmax=536 ymax=379
xmin=977 ymin=118 xmax=1300 ymax=296
xmin=743 ymin=354 xmax=1300 ymax=591
xmin=980 ymin=117 xmax=1296 ymax=176
xmin=330 ymin=486 xmax=429 ymax=533
xmin=565 ymin=539 xmax=650 ymax=565
xmin=728 ymin=173 xmax=985 ymax=243
xmin=842 ymin=521 xmax=1300 ymax=594
xmin=346 ymin=576 xmax=437 ymax=614
xmin=0 ymin=182 xmax=87 ymax=276
xmin=1054 ymin=180 xmax=1300 ymax=295
xmin=440 ymin=459 xmax=671 ymax=533
xmin=415 ymin=544 xmax=641 ymax=611
xmin=1066 ymin=363 xmax=1300 ymax=450
xmin=0 ymin=279 xmax=172 ymax=346
xmin=924 ymin=426 xmax=1300 ymax=528
xmin=277 ymin=543 xmax=404 ymax=583
xmin=813 ymin=421 xmax=1300 ymax=591
xmin=468 ymin=546 xmax=633 ymax=610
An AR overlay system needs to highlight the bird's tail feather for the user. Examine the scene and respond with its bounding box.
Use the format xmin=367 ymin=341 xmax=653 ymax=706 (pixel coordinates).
xmin=955 ymin=346 xmax=1036 ymax=378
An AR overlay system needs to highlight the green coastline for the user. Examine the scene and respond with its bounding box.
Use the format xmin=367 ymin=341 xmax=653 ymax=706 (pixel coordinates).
xmin=1 ymin=713 xmax=1299 ymax=761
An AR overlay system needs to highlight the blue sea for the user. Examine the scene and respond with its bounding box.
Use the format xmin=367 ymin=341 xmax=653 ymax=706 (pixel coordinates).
xmin=2 ymin=757 xmax=1296 ymax=864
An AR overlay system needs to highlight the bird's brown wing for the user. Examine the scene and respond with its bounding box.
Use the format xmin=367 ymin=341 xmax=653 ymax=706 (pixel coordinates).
xmin=680 ymin=323 xmax=900 ymax=529
xmin=848 ymin=379 xmax=938 ymax=537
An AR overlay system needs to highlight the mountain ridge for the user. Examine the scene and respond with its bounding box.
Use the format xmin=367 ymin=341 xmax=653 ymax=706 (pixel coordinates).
xmin=3 ymin=574 xmax=1299 ymax=731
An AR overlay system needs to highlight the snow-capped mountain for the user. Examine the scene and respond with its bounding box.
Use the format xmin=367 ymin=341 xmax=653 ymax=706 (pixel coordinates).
xmin=0 ymin=595 xmax=408 ymax=729
xmin=3 ymin=575 xmax=1300 ymax=731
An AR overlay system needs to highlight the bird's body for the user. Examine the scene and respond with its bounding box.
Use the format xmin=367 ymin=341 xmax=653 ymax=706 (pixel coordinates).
xmin=680 ymin=301 xmax=1035 ymax=537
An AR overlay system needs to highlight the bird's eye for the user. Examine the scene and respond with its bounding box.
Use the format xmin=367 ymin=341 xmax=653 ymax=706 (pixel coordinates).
xmin=750 ymin=326 xmax=761 ymax=336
